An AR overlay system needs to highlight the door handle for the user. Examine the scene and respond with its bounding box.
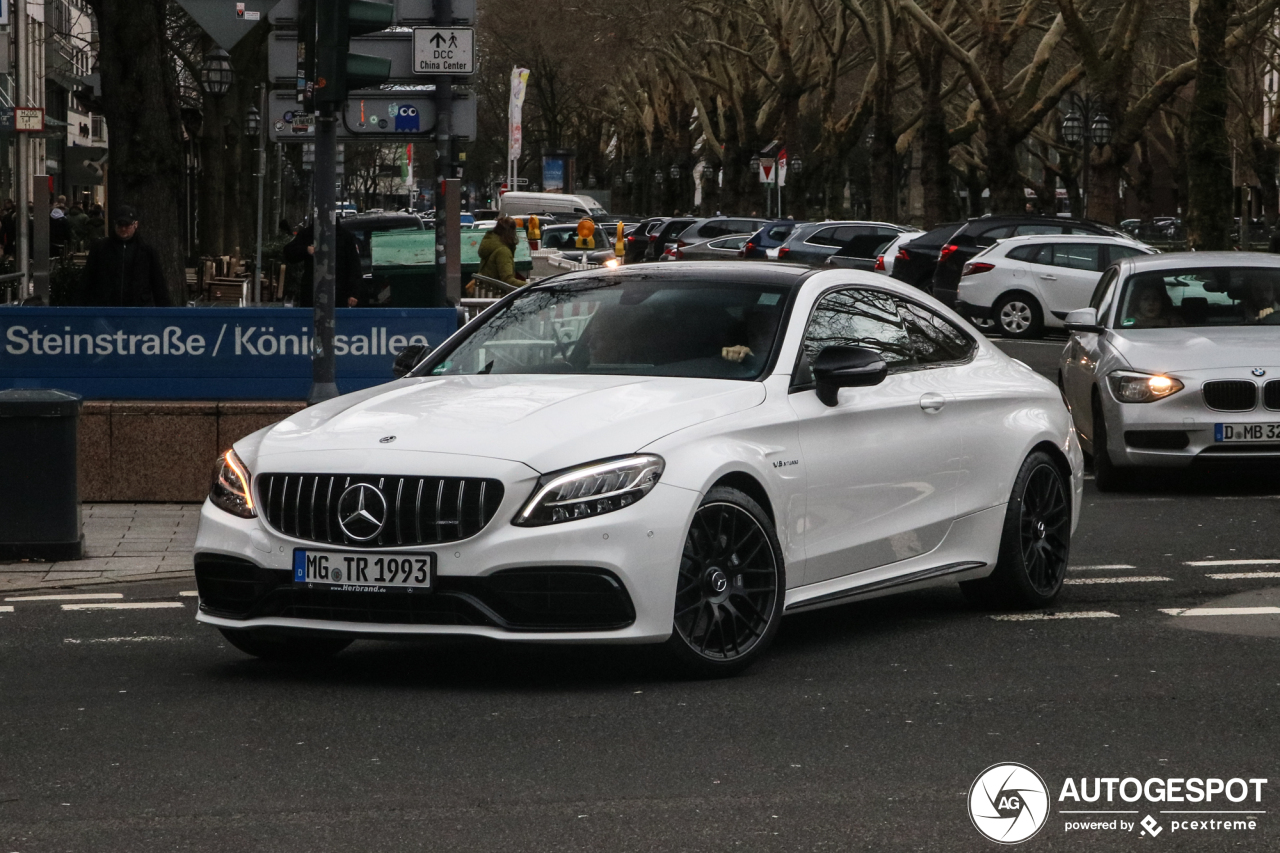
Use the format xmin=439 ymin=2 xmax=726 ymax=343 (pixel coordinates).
xmin=1039 ymin=274 xmax=1057 ymax=280
xmin=919 ymin=392 xmax=946 ymax=413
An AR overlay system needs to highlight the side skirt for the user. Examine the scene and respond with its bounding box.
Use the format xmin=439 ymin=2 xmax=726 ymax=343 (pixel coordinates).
xmin=784 ymin=561 xmax=987 ymax=613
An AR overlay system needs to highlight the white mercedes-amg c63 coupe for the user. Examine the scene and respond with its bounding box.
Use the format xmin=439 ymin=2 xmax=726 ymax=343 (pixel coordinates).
xmin=195 ymin=262 xmax=1083 ymax=675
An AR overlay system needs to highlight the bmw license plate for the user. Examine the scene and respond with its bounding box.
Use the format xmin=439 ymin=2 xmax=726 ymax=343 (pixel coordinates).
xmin=1215 ymin=423 xmax=1280 ymax=442
xmin=293 ymin=549 xmax=434 ymax=591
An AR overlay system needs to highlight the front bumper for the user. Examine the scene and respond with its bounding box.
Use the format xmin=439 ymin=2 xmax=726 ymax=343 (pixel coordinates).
xmin=1100 ymin=371 xmax=1280 ymax=467
xmin=193 ymin=480 xmax=700 ymax=643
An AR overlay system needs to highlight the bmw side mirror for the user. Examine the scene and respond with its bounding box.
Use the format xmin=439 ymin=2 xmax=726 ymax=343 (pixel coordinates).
xmin=1063 ymin=307 xmax=1104 ymax=334
xmin=392 ymin=344 xmax=431 ymax=378
xmin=812 ymin=346 xmax=887 ymax=406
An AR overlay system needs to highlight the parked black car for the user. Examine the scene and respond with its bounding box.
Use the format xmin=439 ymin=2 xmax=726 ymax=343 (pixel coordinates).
xmin=741 ymin=221 xmax=800 ymax=259
xmin=930 ymin=215 xmax=1121 ymax=307
xmin=622 ymin=217 xmax=666 ymax=264
xmin=823 ymin=231 xmax=906 ymax=271
xmin=644 ymin=217 xmax=697 ymax=261
xmin=889 ymin=222 xmax=963 ymax=292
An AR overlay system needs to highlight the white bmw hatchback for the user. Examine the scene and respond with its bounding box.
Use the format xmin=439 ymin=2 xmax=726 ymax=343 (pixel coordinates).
xmin=195 ymin=263 xmax=1083 ymax=675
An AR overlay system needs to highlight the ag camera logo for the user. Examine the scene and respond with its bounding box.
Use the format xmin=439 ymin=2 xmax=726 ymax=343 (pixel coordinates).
xmin=969 ymin=763 xmax=1050 ymax=844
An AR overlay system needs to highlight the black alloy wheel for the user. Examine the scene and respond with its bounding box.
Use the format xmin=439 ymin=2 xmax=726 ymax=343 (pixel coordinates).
xmin=219 ymin=628 xmax=352 ymax=661
xmin=666 ymin=486 xmax=784 ymax=677
xmin=961 ymin=451 xmax=1070 ymax=608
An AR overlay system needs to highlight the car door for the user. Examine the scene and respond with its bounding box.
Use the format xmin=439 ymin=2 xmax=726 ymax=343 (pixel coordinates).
xmin=1062 ymin=268 xmax=1120 ymax=440
xmin=1041 ymin=243 xmax=1105 ymax=319
xmin=789 ymin=288 xmax=964 ymax=584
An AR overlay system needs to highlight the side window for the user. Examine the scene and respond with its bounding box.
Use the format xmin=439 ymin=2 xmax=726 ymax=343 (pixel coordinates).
xmin=766 ymin=225 xmax=791 ymax=243
xmin=1015 ymin=223 xmax=1066 ymax=236
xmin=799 ymin=289 xmax=915 ymax=380
xmin=1053 ymin=243 xmax=1102 ymax=271
xmin=973 ymin=226 xmax=1014 ymax=248
xmin=895 ymin=300 xmax=975 ymax=365
xmin=807 ymin=227 xmax=843 ymax=247
xmin=1006 ymin=245 xmax=1041 ymax=262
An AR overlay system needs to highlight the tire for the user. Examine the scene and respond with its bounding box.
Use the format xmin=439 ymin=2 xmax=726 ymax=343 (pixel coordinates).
xmin=1090 ymin=395 xmax=1131 ymax=492
xmin=994 ymin=294 xmax=1044 ymax=339
xmin=219 ymin=628 xmax=352 ymax=661
xmin=961 ymin=451 xmax=1070 ymax=609
xmin=664 ymin=486 xmax=785 ymax=678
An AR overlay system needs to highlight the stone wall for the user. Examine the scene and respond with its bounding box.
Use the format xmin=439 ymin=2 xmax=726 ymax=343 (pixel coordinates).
xmin=78 ymin=401 xmax=307 ymax=502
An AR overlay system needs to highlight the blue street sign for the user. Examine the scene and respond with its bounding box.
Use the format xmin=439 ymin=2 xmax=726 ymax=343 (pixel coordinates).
xmin=0 ymin=307 xmax=458 ymax=399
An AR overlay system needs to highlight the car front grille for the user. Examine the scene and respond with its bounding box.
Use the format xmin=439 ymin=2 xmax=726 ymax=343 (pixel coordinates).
xmin=1202 ymin=380 xmax=1257 ymax=412
xmin=256 ymin=473 xmax=504 ymax=548
xmin=195 ymin=556 xmax=635 ymax=631
xmin=1266 ymin=380 xmax=1280 ymax=410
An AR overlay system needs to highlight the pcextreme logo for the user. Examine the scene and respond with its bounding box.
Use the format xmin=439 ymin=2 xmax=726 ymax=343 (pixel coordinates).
xmin=969 ymin=763 xmax=1268 ymax=844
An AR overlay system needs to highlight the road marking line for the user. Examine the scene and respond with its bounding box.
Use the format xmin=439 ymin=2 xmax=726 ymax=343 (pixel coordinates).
xmin=63 ymin=636 xmax=179 ymax=644
xmin=178 ymin=591 xmax=199 ymax=597
xmin=1064 ymin=576 xmax=1171 ymax=585
xmin=0 ymin=606 xmax=12 ymax=613
xmin=1186 ymin=558 xmax=1280 ymax=566
xmin=61 ymin=602 xmax=186 ymax=611
xmin=1207 ymin=572 xmax=1280 ymax=580
xmin=6 ymin=593 xmax=125 ymax=602
xmin=1160 ymin=607 xmax=1280 ymax=616
xmin=1071 ymin=564 xmax=1136 ymax=570
xmin=989 ymin=611 xmax=1119 ymax=621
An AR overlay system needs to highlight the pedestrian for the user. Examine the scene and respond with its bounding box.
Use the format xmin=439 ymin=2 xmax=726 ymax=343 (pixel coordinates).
xmin=49 ymin=206 xmax=70 ymax=256
xmin=65 ymin=203 xmax=89 ymax=252
xmin=80 ymin=204 xmax=172 ymax=306
xmin=54 ymin=194 xmax=67 ymax=211
xmin=283 ymin=224 xmax=364 ymax=307
xmin=85 ymin=204 xmax=106 ymax=245
xmin=277 ymin=217 xmax=294 ymax=238
xmin=0 ymin=200 xmax=16 ymax=257
xmin=1268 ymin=225 xmax=1280 ymax=254
xmin=472 ymin=216 xmax=525 ymax=293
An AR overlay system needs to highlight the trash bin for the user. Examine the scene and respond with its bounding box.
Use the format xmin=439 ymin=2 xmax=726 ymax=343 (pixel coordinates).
xmin=0 ymin=389 xmax=84 ymax=561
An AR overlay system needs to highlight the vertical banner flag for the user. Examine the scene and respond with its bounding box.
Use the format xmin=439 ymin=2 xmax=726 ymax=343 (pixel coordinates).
xmin=508 ymin=67 xmax=530 ymax=163
xmin=777 ymin=148 xmax=788 ymax=188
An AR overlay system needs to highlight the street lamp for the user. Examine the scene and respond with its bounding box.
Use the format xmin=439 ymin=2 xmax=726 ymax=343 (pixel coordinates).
xmin=200 ymin=48 xmax=235 ymax=97
xmin=670 ymin=164 xmax=681 ymax=180
xmin=625 ymin=168 xmax=634 ymax=184
xmin=653 ymin=168 xmax=664 ymax=184
xmin=1060 ymin=94 xmax=1112 ymax=219
xmin=790 ymin=156 xmax=803 ymax=176
xmin=244 ymin=105 xmax=260 ymax=137
xmin=749 ymin=154 xmax=761 ymax=175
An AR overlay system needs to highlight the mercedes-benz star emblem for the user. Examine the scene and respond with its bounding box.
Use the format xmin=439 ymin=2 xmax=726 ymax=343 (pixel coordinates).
xmin=1252 ymin=368 xmax=1267 ymax=377
xmin=337 ymin=483 xmax=387 ymax=541
xmin=380 ymin=435 xmax=397 ymax=443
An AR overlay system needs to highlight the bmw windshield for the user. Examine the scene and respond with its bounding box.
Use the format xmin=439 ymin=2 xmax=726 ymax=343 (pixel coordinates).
xmin=1114 ymin=267 xmax=1280 ymax=329
xmin=424 ymin=279 xmax=791 ymax=380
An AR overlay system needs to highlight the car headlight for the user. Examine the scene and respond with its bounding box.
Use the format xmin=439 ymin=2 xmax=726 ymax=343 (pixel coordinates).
xmin=515 ymin=455 xmax=664 ymax=526
xmin=1108 ymin=370 xmax=1184 ymax=403
xmin=210 ymin=449 xmax=257 ymax=518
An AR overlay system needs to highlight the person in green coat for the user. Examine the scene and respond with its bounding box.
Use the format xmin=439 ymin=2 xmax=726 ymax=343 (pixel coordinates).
xmin=475 ymin=217 xmax=525 ymax=290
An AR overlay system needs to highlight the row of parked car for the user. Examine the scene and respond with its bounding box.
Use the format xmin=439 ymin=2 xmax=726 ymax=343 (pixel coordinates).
xmin=598 ymin=213 xmax=1159 ymax=340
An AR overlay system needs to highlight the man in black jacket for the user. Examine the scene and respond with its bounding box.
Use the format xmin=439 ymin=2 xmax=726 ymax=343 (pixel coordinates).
xmin=80 ymin=205 xmax=171 ymax=306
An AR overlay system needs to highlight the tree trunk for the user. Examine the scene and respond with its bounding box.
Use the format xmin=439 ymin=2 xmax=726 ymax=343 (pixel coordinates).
xmin=85 ymin=0 xmax=188 ymax=299
xmin=869 ymin=58 xmax=897 ymax=222
xmin=984 ymin=120 xmax=1025 ymax=214
xmin=1248 ymin=134 xmax=1279 ymax=225
xmin=1185 ymin=0 xmax=1234 ymax=250
xmin=917 ymin=51 xmax=953 ymax=228
xmin=1089 ymin=154 xmax=1126 ymax=225
xmin=198 ymin=96 xmax=227 ymax=257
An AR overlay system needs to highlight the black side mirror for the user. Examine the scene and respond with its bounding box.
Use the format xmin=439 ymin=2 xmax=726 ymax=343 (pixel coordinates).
xmin=813 ymin=345 xmax=887 ymax=406
xmin=392 ymin=344 xmax=431 ymax=378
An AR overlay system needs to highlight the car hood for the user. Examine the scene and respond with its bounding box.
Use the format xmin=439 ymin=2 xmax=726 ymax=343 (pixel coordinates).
xmin=1108 ymin=327 xmax=1280 ymax=373
xmin=249 ymin=375 xmax=766 ymax=474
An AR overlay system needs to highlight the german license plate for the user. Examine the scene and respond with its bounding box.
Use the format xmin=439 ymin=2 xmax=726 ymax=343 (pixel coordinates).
xmin=293 ymin=549 xmax=434 ymax=591
xmin=1215 ymin=423 xmax=1280 ymax=442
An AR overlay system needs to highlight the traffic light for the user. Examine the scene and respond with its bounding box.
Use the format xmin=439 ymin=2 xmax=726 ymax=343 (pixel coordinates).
xmin=314 ymin=0 xmax=394 ymax=107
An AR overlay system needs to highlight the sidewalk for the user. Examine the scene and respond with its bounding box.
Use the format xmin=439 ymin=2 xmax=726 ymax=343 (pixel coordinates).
xmin=0 ymin=504 xmax=200 ymax=593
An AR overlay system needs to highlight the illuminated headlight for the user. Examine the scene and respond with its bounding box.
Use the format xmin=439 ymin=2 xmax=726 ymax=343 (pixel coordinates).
xmin=1108 ymin=371 xmax=1184 ymax=403
xmin=603 ymin=258 xmax=621 ymax=268
xmin=515 ymin=455 xmax=664 ymax=526
xmin=210 ymin=450 xmax=257 ymax=518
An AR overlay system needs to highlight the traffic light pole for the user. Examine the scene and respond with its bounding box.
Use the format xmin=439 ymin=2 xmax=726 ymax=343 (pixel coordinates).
xmin=433 ymin=0 xmax=460 ymax=305
xmin=308 ymin=103 xmax=340 ymax=404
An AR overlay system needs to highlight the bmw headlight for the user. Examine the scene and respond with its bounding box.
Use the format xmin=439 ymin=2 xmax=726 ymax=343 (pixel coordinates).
xmin=515 ymin=455 xmax=664 ymax=526
xmin=1108 ymin=370 xmax=1184 ymax=403
xmin=210 ymin=450 xmax=257 ymax=518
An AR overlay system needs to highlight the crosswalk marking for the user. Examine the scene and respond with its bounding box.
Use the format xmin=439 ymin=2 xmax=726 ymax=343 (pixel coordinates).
xmin=1185 ymin=559 xmax=1280 ymax=567
xmin=6 ymin=593 xmax=125 ymax=602
xmin=178 ymin=591 xmax=199 ymax=597
xmin=61 ymin=602 xmax=185 ymax=611
xmin=990 ymin=611 xmax=1119 ymax=621
xmin=1161 ymin=607 xmax=1280 ymax=617
xmin=0 ymin=606 xmax=12 ymax=613
xmin=1071 ymin=564 xmax=1136 ymax=571
xmin=1064 ymin=576 xmax=1171 ymax=585
xmin=1207 ymin=572 xmax=1280 ymax=580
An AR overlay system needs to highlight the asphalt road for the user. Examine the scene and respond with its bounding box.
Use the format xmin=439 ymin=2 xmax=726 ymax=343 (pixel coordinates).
xmin=2 ymin=336 xmax=1277 ymax=852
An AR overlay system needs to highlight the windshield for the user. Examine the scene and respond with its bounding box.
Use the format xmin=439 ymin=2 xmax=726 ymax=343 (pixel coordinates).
xmin=1115 ymin=267 xmax=1280 ymax=329
xmin=425 ymin=279 xmax=791 ymax=380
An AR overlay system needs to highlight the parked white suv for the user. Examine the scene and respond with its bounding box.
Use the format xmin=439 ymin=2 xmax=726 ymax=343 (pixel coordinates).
xmin=956 ymin=234 xmax=1155 ymax=338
